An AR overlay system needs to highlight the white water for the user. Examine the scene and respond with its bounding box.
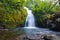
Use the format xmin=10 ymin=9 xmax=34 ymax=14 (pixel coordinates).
xmin=24 ymin=7 xmax=36 ymax=29
xmin=23 ymin=7 xmax=60 ymax=36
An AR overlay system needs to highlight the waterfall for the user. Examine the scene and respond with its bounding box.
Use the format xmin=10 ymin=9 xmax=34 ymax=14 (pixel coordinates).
xmin=24 ymin=7 xmax=36 ymax=29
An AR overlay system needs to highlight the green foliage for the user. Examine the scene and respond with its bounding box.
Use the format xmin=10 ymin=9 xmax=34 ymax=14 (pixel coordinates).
xmin=0 ymin=30 xmax=17 ymax=40
xmin=0 ymin=29 xmax=25 ymax=40
xmin=25 ymin=0 xmax=60 ymax=27
xmin=25 ymin=0 xmax=34 ymax=8
xmin=0 ymin=0 xmax=27 ymax=28
xmin=33 ymin=1 xmax=60 ymax=27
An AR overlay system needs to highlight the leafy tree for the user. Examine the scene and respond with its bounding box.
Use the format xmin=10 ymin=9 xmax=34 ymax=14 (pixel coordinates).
xmin=25 ymin=0 xmax=60 ymax=27
xmin=0 ymin=0 xmax=27 ymax=28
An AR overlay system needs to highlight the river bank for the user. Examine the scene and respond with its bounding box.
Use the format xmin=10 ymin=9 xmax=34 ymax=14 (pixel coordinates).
xmin=16 ymin=28 xmax=60 ymax=40
xmin=0 ymin=28 xmax=60 ymax=40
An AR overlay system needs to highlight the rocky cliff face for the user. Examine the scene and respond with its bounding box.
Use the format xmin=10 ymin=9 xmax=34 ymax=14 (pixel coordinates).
xmin=47 ymin=10 xmax=60 ymax=31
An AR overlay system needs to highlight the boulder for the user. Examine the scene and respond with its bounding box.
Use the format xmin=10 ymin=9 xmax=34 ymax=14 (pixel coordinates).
xmin=46 ymin=10 xmax=60 ymax=31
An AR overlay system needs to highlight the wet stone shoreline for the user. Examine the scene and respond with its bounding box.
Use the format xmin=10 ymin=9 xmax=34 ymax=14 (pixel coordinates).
xmin=0 ymin=28 xmax=60 ymax=40
xmin=16 ymin=28 xmax=60 ymax=40
xmin=16 ymin=34 xmax=59 ymax=40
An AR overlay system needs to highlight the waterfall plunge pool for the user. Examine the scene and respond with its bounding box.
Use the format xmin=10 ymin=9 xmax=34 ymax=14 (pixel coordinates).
xmin=22 ymin=7 xmax=60 ymax=35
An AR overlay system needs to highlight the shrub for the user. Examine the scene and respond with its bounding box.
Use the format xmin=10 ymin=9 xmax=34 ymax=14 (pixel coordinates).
xmin=25 ymin=0 xmax=60 ymax=27
xmin=0 ymin=0 xmax=27 ymax=28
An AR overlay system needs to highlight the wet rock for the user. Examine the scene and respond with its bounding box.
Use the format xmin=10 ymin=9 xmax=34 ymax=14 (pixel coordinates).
xmin=16 ymin=34 xmax=59 ymax=40
xmin=43 ymin=34 xmax=58 ymax=40
xmin=46 ymin=10 xmax=60 ymax=31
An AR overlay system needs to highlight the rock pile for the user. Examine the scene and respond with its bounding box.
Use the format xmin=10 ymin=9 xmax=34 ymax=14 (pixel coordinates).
xmin=16 ymin=34 xmax=58 ymax=40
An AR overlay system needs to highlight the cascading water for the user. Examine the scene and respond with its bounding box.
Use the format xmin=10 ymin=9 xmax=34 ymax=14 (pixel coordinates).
xmin=21 ymin=7 xmax=59 ymax=37
xmin=24 ymin=7 xmax=36 ymax=29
